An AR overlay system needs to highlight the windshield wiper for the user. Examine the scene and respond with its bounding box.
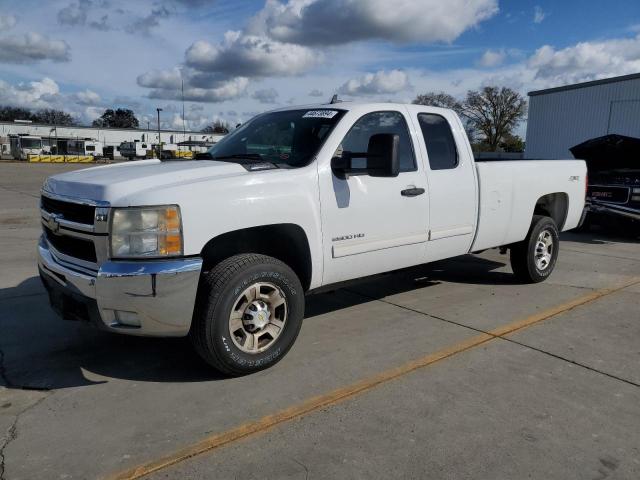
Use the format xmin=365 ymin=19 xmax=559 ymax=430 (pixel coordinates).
xmin=210 ymin=153 xmax=280 ymax=170
xmin=211 ymin=154 xmax=264 ymax=161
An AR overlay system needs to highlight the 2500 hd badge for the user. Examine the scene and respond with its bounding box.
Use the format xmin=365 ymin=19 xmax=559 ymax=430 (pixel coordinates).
xmin=332 ymin=233 xmax=365 ymax=242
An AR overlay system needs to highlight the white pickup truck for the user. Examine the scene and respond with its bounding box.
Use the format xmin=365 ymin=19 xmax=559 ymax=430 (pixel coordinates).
xmin=38 ymin=103 xmax=587 ymax=375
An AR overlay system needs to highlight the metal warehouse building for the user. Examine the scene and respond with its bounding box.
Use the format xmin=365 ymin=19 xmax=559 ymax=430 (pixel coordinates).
xmin=0 ymin=122 xmax=224 ymax=159
xmin=526 ymin=73 xmax=640 ymax=159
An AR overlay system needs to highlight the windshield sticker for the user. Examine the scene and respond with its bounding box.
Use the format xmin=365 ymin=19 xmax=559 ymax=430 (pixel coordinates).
xmin=303 ymin=110 xmax=339 ymax=119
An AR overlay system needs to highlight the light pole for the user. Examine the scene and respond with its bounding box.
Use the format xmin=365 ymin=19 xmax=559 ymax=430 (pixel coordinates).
xmin=156 ymin=108 xmax=163 ymax=159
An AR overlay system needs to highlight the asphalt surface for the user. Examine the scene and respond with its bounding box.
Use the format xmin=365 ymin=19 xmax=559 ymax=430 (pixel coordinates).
xmin=0 ymin=162 xmax=639 ymax=480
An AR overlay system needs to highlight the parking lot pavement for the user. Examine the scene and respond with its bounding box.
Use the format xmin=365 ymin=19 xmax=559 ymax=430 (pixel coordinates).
xmin=0 ymin=163 xmax=639 ymax=480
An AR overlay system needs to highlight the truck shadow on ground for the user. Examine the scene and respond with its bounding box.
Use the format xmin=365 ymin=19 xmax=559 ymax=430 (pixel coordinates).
xmin=562 ymin=221 xmax=639 ymax=245
xmin=0 ymin=255 xmax=507 ymax=390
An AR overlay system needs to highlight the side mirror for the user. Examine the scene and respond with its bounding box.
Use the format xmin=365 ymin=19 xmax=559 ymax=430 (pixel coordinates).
xmin=331 ymin=133 xmax=400 ymax=178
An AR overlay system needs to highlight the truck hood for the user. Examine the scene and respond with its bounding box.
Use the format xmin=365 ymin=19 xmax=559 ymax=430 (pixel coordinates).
xmin=43 ymin=159 xmax=248 ymax=202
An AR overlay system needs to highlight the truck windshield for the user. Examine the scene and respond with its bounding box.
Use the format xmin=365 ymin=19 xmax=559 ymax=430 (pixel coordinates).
xmin=207 ymin=109 xmax=346 ymax=168
xmin=21 ymin=138 xmax=41 ymax=149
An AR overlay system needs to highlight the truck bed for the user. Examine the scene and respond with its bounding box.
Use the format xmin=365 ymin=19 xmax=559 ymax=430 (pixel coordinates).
xmin=471 ymin=160 xmax=587 ymax=252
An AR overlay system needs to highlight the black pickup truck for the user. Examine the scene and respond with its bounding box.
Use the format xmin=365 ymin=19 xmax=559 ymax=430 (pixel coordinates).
xmin=571 ymin=135 xmax=640 ymax=227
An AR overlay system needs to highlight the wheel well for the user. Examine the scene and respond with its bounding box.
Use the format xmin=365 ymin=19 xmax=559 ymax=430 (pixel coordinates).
xmin=534 ymin=193 xmax=569 ymax=230
xmin=200 ymin=224 xmax=313 ymax=291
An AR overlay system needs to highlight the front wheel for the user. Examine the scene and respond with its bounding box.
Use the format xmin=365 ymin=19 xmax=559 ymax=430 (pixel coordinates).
xmin=190 ymin=254 xmax=304 ymax=376
xmin=510 ymin=215 xmax=560 ymax=283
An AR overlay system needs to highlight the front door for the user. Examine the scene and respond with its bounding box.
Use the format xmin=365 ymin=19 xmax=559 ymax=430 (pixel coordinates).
xmin=318 ymin=109 xmax=430 ymax=286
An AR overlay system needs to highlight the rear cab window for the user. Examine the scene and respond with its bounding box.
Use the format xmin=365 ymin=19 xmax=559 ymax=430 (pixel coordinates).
xmin=417 ymin=113 xmax=458 ymax=170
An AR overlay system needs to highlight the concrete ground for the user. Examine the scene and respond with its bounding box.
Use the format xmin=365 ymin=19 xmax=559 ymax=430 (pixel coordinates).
xmin=0 ymin=162 xmax=639 ymax=480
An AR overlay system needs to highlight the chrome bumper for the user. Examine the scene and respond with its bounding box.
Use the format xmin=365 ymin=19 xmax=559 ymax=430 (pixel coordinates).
xmin=38 ymin=235 xmax=203 ymax=337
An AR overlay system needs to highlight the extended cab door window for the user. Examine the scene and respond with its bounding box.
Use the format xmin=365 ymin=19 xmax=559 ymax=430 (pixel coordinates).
xmin=340 ymin=111 xmax=416 ymax=172
xmin=417 ymin=113 xmax=458 ymax=170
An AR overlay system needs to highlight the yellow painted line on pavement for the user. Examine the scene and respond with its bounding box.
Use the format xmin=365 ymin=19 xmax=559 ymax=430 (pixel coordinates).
xmin=106 ymin=276 xmax=640 ymax=480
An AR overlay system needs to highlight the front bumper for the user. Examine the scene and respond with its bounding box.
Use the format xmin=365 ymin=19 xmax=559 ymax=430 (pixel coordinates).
xmin=38 ymin=235 xmax=203 ymax=337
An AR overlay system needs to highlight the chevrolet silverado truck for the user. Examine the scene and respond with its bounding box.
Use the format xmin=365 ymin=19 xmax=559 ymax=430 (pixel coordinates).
xmin=38 ymin=103 xmax=587 ymax=375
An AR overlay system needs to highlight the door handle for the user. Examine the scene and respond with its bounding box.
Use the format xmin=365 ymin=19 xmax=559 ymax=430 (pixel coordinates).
xmin=401 ymin=188 xmax=426 ymax=197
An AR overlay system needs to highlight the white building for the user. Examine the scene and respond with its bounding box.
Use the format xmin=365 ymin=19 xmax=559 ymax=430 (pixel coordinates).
xmin=526 ymin=73 xmax=640 ymax=159
xmin=0 ymin=121 xmax=224 ymax=159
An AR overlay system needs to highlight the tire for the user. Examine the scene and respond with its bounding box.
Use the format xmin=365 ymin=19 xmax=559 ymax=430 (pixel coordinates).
xmin=190 ymin=254 xmax=304 ymax=376
xmin=510 ymin=215 xmax=560 ymax=283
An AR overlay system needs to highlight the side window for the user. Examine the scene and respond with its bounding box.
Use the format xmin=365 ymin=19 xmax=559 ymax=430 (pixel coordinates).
xmin=340 ymin=111 xmax=416 ymax=172
xmin=417 ymin=113 xmax=458 ymax=170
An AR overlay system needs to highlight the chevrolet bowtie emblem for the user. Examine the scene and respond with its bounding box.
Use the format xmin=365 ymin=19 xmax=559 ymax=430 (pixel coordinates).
xmin=47 ymin=213 xmax=62 ymax=234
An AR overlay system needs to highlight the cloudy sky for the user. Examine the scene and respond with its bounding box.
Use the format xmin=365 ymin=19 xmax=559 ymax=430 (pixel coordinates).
xmin=1 ymin=0 xmax=639 ymax=131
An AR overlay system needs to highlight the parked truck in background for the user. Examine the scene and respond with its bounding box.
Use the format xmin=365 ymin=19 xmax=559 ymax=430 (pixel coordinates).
xmin=66 ymin=139 xmax=104 ymax=158
xmin=571 ymin=134 xmax=640 ymax=227
xmin=119 ymin=140 xmax=151 ymax=160
xmin=38 ymin=103 xmax=587 ymax=375
xmin=10 ymin=134 xmax=43 ymax=160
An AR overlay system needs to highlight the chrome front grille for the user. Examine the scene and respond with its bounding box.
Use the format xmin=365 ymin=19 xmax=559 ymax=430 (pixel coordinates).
xmin=41 ymin=196 xmax=96 ymax=225
xmin=40 ymin=191 xmax=110 ymax=271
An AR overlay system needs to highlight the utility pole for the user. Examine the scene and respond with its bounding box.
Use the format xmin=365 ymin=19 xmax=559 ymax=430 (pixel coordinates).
xmin=156 ymin=108 xmax=162 ymax=159
xmin=181 ymin=72 xmax=186 ymax=144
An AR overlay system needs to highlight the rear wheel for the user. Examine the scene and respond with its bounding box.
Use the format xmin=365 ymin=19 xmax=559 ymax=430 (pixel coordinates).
xmin=190 ymin=254 xmax=304 ymax=376
xmin=510 ymin=215 xmax=559 ymax=283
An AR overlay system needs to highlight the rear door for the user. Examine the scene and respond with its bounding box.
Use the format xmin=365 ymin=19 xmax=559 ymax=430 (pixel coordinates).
xmin=410 ymin=110 xmax=478 ymax=261
xmin=318 ymin=108 xmax=430 ymax=285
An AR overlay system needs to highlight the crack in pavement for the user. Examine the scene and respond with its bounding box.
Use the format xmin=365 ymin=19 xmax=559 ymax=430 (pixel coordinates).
xmin=0 ymin=422 xmax=17 ymax=480
xmin=0 ymin=395 xmax=50 ymax=480
xmin=0 ymin=349 xmax=52 ymax=479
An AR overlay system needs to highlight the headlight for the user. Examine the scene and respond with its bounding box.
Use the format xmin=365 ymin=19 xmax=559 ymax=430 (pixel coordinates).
xmin=110 ymin=206 xmax=183 ymax=258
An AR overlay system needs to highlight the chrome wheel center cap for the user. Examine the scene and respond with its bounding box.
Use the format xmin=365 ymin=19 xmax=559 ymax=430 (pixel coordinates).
xmin=243 ymin=300 xmax=271 ymax=332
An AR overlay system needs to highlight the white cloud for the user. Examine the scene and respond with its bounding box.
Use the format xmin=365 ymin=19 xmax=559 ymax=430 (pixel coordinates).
xmin=0 ymin=14 xmax=17 ymax=30
xmin=57 ymin=0 xmax=91 ymax=26
xmin=125 ymin=5 xmax=171 ymax=36
xmin=0 ymin=33 xmax=71 ymax=64
xmin=478 ymin=49 xmax=507 ymax=68
xmin=0 ymin=77 xmax=61 ymax=110
xmin=252 ymin=88 xmax=279 ymax=104
xmin=137 ymin=67 xmax=249 ymax=103
xmin=185 ymin=32 xmax=319 ymax=77
xmin=137 ymin=68 xmax=183 ymax=90
xmin=72 ymin=89 xmax=102 ymax=105
xmin=147 ymin=76 xmax=250 ymax=103
xmin=533 ymin=6 xmax=547 ymax=24
xmin=250 ymin=0 xmax=499 ymax=45
xmin=528 ymin=34 xmax=640 ymax=84
xmin=308 ymin=89 xmax=324 ymax=97
xmin=339 ymin=70 xmax=410 ymax=96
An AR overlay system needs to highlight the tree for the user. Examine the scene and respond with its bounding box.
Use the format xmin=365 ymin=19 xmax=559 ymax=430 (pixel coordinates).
xmin=462 ymin=86 xmax=527 ymax=151
xmin=499 ymin=133 xmax=525 ymax=153
xmin=202 ymin=119 xmax=230 ymax=134
xmin=0 ymin=106 xmax=36 ymax=122
xmin=34 ymin=108 xmax=76 ymax=126
xmin=413 ymin=92 xmax=464 ymax=117
xmin=92 ymin=108 xmax=139 ymax=128
xmin=413 ymin=91 xmax=478 ymax=142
